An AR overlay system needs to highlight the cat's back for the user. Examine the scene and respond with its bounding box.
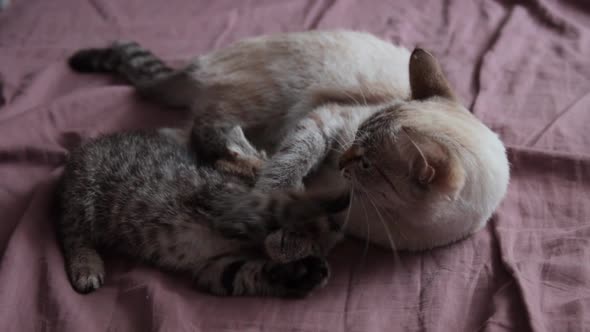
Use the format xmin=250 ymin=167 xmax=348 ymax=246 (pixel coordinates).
xmin=198 ymin=30 xmax=412 ymax=100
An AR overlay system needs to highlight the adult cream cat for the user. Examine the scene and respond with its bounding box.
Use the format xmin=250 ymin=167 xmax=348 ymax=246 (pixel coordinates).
xmin=69 ymin=30 xmax=510 ymax=251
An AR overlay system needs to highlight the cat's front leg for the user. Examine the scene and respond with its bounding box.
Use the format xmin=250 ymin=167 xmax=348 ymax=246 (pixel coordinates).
xmin=215 ymin=110 xmax=349 ymax=244
xmin=254 ymin=114 xmax=335 ymax=192
xmin=212 ymin=106 xmax=350 ymax=243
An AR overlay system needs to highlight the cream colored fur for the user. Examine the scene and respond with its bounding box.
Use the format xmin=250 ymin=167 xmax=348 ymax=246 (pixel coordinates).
xmin=327 ymin=101 xmax=509 ymax=250
xmin=190 ymin=30 xmax=412 ymax=151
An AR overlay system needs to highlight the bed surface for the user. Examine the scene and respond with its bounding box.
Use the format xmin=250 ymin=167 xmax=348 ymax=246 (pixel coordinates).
xmin=1 ymin=1 xmax=589 ymax=331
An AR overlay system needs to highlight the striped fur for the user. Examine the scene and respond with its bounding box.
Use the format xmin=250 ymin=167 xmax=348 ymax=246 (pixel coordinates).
xmin=69 ymin=41 xmax=174 ymax=86
xmin=58 ymin=128 xmax=349 ymax=297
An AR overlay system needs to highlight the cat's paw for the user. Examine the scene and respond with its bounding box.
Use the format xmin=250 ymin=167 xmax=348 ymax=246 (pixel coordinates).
xmin=266 ymin=256 xmax=330 ymax=298
xmin=70 ymin=266 xmax=105 ymax=294
xmin=264 ymin=230 xmax=318 ymax=263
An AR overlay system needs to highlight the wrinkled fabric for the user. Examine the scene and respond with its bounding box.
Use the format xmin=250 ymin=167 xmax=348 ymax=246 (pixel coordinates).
xmin=0 ymin=1 xmax=589 ymax=331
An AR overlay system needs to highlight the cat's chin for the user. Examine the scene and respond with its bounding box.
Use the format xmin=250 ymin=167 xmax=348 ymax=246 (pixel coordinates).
xmin=348 ymin=224 xmax=478 ymax=252
xmin=331 ymin=196 xmax=490 ymax=252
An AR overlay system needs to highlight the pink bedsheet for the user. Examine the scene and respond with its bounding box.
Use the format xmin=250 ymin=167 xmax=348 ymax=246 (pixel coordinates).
xmin=1 ymin=0 xmax=589 ymax=331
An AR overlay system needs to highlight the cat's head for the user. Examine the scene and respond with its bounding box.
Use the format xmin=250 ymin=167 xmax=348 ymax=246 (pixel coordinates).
xmin=340 ymin=48 xmax=509 ymax=221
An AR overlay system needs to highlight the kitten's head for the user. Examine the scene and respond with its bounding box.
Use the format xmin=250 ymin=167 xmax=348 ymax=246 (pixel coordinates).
xmin=340 ymin=48 xmax=509 ymax=223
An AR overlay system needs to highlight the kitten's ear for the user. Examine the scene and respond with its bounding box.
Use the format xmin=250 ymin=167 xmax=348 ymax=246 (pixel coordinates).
xmin=403 ymin=128 xmax=465 ymax=200
xmin=409 ymin=48 xmax=457 ymax=101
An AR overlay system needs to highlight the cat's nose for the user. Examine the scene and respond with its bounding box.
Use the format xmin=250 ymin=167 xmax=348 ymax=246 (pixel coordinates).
xmin=339 ymin=146 xmax=364 ymax=170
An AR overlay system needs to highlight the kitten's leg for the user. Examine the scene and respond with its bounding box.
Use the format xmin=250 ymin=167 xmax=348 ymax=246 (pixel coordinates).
xmin=68 ymin=41 xmax=198 ymax=108
xmin=126 ymin=225 xmax=330 ymax=297
xmin=60 ymin=233 xmax=105 ymax=293
xmin=193 ymin=254 xmax=330 ymax=297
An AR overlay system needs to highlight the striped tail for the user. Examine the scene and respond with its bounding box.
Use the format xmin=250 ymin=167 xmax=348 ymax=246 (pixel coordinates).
xmin=68 ymin=41 xmax=174 ymax=86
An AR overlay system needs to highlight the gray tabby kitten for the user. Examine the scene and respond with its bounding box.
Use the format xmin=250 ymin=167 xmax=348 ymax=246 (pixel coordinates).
xmin=58 ymin=126 xmax=349 ymax=297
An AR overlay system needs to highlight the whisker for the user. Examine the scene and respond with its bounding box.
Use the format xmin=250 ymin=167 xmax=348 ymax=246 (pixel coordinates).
xmin=356 ymin=181 xmax=401 ymax=266
xmin=347 ymin=178 xmax=371 ymax=269
xmin=338 ymin=137 xmax=350 ymax=151
xmin=366 ymin=193 xmax=403 ymax=272
xmin=337 ymin=183 xmax=355 ymax=239
xmin=374 ymin=164 xmax=402 ymax=199
xmin=331 ymin=137 xmax=346 ymax=151
xmin=337 ymin=132 xmax=354 ymax=149
xmin=328 ymin=146 xmax=343 ymax=155
xmin=357 ymin=188 xmax=371 ymax=266
xmin=363 ymin=190 xmax=394 ymax=249
xmin=340 ymin=90 xmax=362 ymax=106
xmin=379 ymin=207 xmax=408 ymax=242
xmin=343 ymin=135 xmax=355 ymax=149
xmin=329 ymin=132 xmax=351 ymax=153
xmin=327 ymin=140 xmax=343 ymax=152
xmin=358 ymin=86 xmax=368 ymax=106
xmin=355 ymin=178 xmax=408 ymax=244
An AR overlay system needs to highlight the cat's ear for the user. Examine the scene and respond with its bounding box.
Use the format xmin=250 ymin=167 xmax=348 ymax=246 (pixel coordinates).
xmin=402 ymin=128 xmax=465 ymax=200
xmin=409 ymin=48 xmax=457 ymax=101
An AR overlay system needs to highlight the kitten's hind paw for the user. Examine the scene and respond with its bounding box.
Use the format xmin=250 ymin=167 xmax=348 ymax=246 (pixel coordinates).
xmin=266 ymin=256 xmax=330 ymax=298
xmin=65 ymin=247 xmax=106 ymax=294
xmin=71 ymin=266 xmax=105 ymax=294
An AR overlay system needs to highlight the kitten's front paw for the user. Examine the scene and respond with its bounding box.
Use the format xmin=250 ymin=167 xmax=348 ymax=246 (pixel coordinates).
xmin=266 ymin=256 xmax=330 ymax=298
xmin=70 ymin=266 xmax=104 ymax=294
xmin=264 ymin=230 xmax=318 ymax=263
xmin=215 ymin=154 xmax=263 ymax=180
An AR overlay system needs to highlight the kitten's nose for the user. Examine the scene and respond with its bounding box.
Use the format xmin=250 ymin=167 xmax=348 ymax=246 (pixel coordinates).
xmin=339 ymin=146 xmax=364 ymax=170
